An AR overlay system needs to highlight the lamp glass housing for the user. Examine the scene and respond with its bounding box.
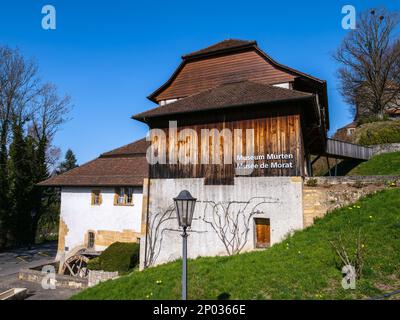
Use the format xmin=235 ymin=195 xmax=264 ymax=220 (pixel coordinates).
xmin=174 ymin=190 xmax=197 ymax=228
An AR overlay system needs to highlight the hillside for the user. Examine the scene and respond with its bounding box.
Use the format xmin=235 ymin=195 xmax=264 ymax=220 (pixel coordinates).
xmin=354 ymin=120 xmax=400 ymax=146
xmin=72 ymin=188 xmax=400 ymax=300
xmin=347 ymin=151 xmax=400 ymax=176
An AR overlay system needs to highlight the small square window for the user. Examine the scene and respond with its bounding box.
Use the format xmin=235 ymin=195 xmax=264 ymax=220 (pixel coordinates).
xmin=347 ymin=128 xmax=355 ymax=136
xmin=91 ymin=190 xmax=102 ymax=205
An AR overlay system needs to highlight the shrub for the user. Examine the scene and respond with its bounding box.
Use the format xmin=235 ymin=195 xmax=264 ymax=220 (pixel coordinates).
xmin=357 ymin=114 xmax=389 ymax=125
xmin=386 ymin=180 xmax=398 ymax=188
xmin=87 ymin=242 xmax=140 ymax=273
xmin=352 ymin=180 xmax=364 ymax=189
xmin=87 ymin=257 xmax=101 ymax=270
xmin=329 ymin=229 xmax=365 ymax=280
xmin=356 ymin=120 xmax=400 ymax=146
xmin=306 ymin=178 xmax=318 ymax=187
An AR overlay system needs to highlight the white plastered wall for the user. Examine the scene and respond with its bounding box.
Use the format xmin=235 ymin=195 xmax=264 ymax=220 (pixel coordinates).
xmin=140 ymin=176 xmax=303 ymax=268
xmin=59 ymin=187 xmax=143 ymax=258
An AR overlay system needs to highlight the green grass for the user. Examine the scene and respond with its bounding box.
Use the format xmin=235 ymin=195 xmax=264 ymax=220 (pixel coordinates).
xmin=348 ymin=152 xmax=400 ymax=176
xmin=72 ymin=189 xmax=400 ymax=300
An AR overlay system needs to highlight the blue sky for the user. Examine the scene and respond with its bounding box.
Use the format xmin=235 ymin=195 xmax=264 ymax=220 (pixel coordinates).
xmin=0 ymin=0 xmax=398 ymax=164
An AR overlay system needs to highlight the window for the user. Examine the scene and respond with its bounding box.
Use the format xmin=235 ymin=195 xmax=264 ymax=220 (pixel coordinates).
xmin=347 ymin=128 xmax=355 ymax=136
xmin=91 ymin=190 xmax=102 ymax=205
xmin=87 ymin=231 xmax=95 ymax=249
xmin=114 ymin=187 xmax=135 ymax=206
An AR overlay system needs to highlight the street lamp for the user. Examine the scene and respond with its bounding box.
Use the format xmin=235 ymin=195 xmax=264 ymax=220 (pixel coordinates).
xmin=173 ymin=190 xmax=197 ymax=300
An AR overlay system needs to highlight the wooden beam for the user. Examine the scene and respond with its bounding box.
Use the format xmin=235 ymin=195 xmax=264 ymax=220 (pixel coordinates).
xmin=311 ymin=155 xmax=321 ymax=165
xmin=326 ymin=156 xmax=331 ymax=177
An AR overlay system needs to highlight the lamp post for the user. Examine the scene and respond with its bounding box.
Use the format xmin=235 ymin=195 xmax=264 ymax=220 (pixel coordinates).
xmin=173 ymin=190 xmax=197 ymax=300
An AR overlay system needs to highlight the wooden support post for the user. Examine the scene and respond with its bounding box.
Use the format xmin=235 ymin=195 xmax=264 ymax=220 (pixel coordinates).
xmin=308 ymin=156 xmax=313 ymax=177
xmin=305 ymin=153 xmax=313 ymax=177
xmin=334 ymin=158 xmax=338 ymax=176
xmin=326 ymin=156 xmax=331 ymax=176
xmin=311 ymin=154 xmax=321 ymax=165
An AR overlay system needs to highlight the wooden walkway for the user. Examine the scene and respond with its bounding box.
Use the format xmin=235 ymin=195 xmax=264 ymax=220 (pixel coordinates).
xmin=325 ymin=138 xmax=373 ymax=160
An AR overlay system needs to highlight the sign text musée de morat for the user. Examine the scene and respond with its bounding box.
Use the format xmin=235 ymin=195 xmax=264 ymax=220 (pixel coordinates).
xmin=236 ymin=153 xmax=295 ymax=170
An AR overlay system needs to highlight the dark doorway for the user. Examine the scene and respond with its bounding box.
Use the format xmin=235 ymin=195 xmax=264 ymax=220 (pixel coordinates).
xmin=87 ymin=231 xmax=95 ymax=249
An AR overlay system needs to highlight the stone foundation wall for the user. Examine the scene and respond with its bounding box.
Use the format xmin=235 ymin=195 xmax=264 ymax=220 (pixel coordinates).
xmin=57 ymin=218 xmax=69 ymax=253
xmin=303 ymin=176 xmax=399 ymax=227
xmin=371 ymin=143 xmax=400 ymax=155
xmin=305 ymin=175 xmax=400 ymax=185
xmin=18 ymin=268 xmax=88 ymax=289
xmin=88 ymin=270 xmax=119 ymax=287
xmin=89 ymin=229 xmax=140 ymax=248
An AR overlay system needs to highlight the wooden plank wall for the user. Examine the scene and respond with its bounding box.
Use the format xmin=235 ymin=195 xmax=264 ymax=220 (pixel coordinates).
xmin=156 ymin=50 xmax=295 ymax=102
xmin=149 ymin=114 xmax=303 ymax=184
xmin=326 ymin=139 xmax=373 ymax=160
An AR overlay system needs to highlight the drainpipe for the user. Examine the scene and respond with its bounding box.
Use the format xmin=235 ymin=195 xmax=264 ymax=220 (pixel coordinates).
xmin=143 ymin=172 xmax=151 ymax=269
xmin=143 ymin=122 xmax=151 ymax=269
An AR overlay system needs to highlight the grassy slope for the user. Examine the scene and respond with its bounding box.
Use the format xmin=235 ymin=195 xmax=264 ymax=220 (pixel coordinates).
xmin=73 ymin=189 xmax=400 ymax=300
xmin=354 ymin=120 xmax=400 ymax=146
xmin=348 ymin=151 xmax=400 ymax=176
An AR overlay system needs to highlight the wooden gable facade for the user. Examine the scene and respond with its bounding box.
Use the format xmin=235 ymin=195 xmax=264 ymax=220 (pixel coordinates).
xmin=134 ymin=40 xmax=328 ymax=184
xmin=151 ymin=50 xmax=296 ymax=102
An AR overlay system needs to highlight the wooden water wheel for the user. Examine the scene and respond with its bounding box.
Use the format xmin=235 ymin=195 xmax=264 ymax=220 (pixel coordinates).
xmin=61 ymin=253 xmax=90 ymax=278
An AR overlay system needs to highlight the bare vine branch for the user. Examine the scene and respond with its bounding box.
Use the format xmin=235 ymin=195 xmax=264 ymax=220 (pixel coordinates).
xmin=201 ymin=196 xmax=279 ymax=255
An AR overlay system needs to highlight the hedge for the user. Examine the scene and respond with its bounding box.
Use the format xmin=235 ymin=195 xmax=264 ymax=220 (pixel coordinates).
xmin=87 ymin=242 xmax=140 ymax=273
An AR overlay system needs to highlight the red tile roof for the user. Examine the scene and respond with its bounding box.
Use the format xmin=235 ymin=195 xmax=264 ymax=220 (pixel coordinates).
xmin=100 ymin=138 xmax=149 ymax=157
xmin=38 ymin=139 xmax=149 ymax=187
xmin=134 ymin=81 xmax=314 ymax=120
xmin=386 ymin=107 xmax=400 ymax=115
xmin=340 ymin=121 xmax=357 ymax=129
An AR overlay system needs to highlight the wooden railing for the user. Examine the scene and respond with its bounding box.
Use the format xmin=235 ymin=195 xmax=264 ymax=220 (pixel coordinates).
xmin=325 ymin=138 xmax=373 ymax=160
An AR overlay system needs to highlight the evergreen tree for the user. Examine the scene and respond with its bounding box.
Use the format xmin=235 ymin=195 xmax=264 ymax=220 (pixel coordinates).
xmin=0 ymin=139 xmax=9 ymax=248
xmin=57 ymin=149 xmax=78 ymax=174
xmin=8 ymin=118 xmax=35 ymax=246
xmin=30 ymin=134 xmax=53 ymax=244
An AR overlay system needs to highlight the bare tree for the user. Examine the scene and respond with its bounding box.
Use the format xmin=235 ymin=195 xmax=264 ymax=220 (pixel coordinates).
xmin=0 ymin=46 xmax=39 ymax=133
xmin=201 ymin=197 xmax=279 ymax=256
xmin=334 ymin=8 xmax=400 ymax=120
xmin=29 ymin=83 xmax=71 ymax=174
xmin=31 ymin=83 xmax=71 ymax=143
xmin=0 ymin=45 xmax=72 ymax=247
